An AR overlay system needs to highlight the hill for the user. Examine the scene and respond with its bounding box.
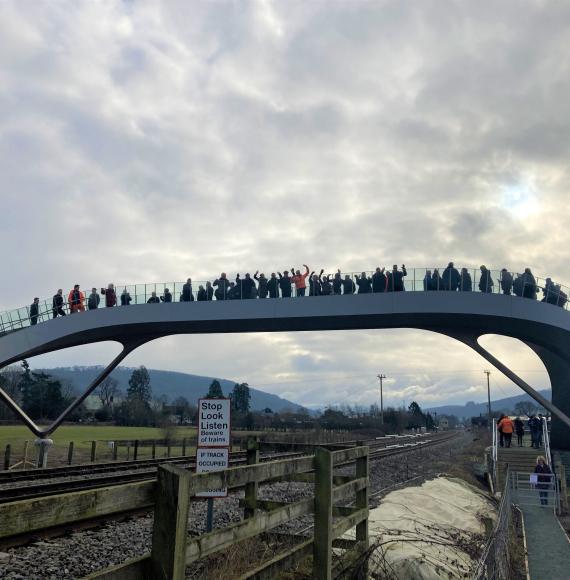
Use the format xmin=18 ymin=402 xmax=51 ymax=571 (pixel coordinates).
xmin=427 ymin=390 xmax=551 ymax=419
xmin=39 ymin=366 xmax=304 ymax=413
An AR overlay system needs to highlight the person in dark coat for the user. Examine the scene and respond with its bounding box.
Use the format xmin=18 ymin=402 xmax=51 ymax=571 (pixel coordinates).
xmin=521 ymin=268 xmax=537 ymax=299
xmin=278 ymin=271 xmax=293 ymax=298
xmin=423 ymin=270 xmax=433 ymax=291
xmin=236 ymin=273 xmax=256 ymax=299
xmin=478 ymin=266 xmax=493 ymax=293
xmin=386 ymin=265 xmax=407 ymax=292
xmin=52 ymin=289 xmax=66 ymax=318
xmin=442 ymin=262 xmax=460 ymax=291
xmin=528 ymin=415 xmax=541 ymax=448
xmin=180 ymin=279 xmax=194 ymax=302
xmin=459 ymin=268 xmax=472 ymax=292
xmin=308 ymin=271 xmax=323 ymax=296
xmin=431 ymin=269 xmax=442 ymax=291
xmin=88 ymin=288 xmax=100 ymax=310
xmin=332 ymin=271 xmax=343 ymax=295
xmin=534 ymin=456 xmax=552 ymax=505
xmin=214 ymin=273 xmax=231 ymax=300
xmin=267 ymin=273 xmax=280 ymax=298
xmin=161 ymin=288 xmax=173 ymax=303
xmin=228 ymin=282 xmax=240 ymax=300
xmin=321 ymin=275 xmax=332 ymax=296
xmin=541 ymin=278 xmax=567 ymax=307
xmin=29 ymin=298 xmax=40 ymax=325
xmin=341 ymin=274 xmax=355 ymax=295
xmin=197 ymin=285 xmax=207 ymax=301
xmin=120 ymin=289 xmax=132 ymax=306
xmin=499 ymin=269 xmax=513 ymax=295
xmin=514 ymin=417 xmax=525 ymax=447
xmin=101 ymin=284 xmax=117 ymax=307
xmin=205 ymin=281 xmax=214 ymax=300
xmin=147 ymin=292 xmax=160 ymax=303
xmin=254 ymin=272 xmax=269 ymax=298
xmin=355 ymin=272 xmax=372 ymax=294
xmin=372 ymin=267 xmax=386 ymax=293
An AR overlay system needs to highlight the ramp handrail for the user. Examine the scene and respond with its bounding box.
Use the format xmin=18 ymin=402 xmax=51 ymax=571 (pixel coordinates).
xmin=492 ymin=417 xmax=498 ymax=489
xmin=542 ymin=416 xmax=552 ymax=467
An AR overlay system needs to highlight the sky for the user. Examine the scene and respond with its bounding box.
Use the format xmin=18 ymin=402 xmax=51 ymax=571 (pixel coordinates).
xmin=1 ymin=0 xmax=569 ymax=410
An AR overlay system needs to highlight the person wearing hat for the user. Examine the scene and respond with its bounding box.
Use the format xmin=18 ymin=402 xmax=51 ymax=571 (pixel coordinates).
xmin=29 ymin=298 xmax=40 ymax=325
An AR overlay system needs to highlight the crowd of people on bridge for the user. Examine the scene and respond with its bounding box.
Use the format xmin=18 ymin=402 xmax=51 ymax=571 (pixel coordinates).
xmin=24 ymin=263 xmax=568 ymax=325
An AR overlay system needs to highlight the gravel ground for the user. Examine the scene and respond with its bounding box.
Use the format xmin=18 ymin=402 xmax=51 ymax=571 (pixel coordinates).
xmin=0 ymin=432 xmax=475 ymax=579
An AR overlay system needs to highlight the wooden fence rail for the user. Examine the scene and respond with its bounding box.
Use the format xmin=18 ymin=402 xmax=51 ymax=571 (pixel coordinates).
xmin=86 ymin=444 xmax=369 ymax=580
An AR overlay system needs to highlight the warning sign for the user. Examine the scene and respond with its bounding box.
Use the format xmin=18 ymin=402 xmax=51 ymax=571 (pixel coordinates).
xmin=198 ymin=398 xmax=231 ymax=447
xmin=196 ymin=448 xmax=229 ymax=498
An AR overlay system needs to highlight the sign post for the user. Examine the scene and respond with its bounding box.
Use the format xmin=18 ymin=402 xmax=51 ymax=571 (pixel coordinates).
xmin=196 ymin=398 xmax=231 ymax=532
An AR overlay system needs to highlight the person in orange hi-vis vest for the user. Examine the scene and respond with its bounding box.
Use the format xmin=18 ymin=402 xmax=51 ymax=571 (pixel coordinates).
xmin=498 ymin=415 xmax=515 ymax=448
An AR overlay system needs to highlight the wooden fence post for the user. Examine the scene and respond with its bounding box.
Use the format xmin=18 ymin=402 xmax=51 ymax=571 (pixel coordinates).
xmin=67 ymin=442 xmax=74 ymax=465
xmin=356 ymin=442 xmax=369 ymax=556
xmin=151 ymin=440 xmax=156 ymax=459
xmin=90 ymin=441 xmax=97 ymax=463
xmin=113 ymin=442 xmax=118 ymax=460
xmin=182 ymin=438 xmax=187 ymax=457
xmin=244 ymin=437 xmax=260 ymax=519
xmin=313 ymin=447 xmax=333 ymax=580
xmin=133 ymin=440 xmax=139 ymax=461
xmin=4 ymin=445 xmax=11 ymax=470
xmin=167 ymin=441 xmax=172 ymax=458
xmin=23 ymin=441 xmax=29 ymax=468
xmin=151 ymin=464 xmax=191 ymax=580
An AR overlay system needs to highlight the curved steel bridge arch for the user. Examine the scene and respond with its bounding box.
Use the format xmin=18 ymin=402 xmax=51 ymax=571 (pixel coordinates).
xmin=2 ymin=292 xmax=570 ymax=449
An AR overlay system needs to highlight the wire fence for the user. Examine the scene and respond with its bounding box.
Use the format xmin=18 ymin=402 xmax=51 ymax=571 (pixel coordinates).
xmin=1 ymin=266 xmax=568 ymax=334
xmin=472 ymin=468 xmax=514 ymax=580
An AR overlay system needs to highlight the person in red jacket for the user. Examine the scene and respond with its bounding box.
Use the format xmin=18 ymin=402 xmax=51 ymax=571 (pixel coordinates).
xmin=68 ymin=285 xmax=85 ymax=313
xmin=498 ymin=415 xmax=515 ymax=448
xmin=101 ymin=284 xmax=117 ymax=307
xmin=291 ymin=265 xmax=310 ymax=297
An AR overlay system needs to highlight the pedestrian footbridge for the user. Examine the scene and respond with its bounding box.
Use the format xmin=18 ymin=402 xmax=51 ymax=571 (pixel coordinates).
xmin=2 ymin=279 xmax=570 ymax=447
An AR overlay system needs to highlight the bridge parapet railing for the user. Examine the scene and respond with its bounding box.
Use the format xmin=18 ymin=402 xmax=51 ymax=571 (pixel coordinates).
xmin=1 ymin=267 xmax=568 ymax=334
xmin=87 ymin=444 xmax=370 ymax=580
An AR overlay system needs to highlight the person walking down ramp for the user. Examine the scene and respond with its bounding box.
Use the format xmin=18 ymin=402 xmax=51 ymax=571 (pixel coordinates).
xmin=498 ymin=414 xmax=514 ymax=448
xmin=534 ymin=456 xmax=552 ymax=506
xmin=68 ymin=285 xmax=85 ymax=313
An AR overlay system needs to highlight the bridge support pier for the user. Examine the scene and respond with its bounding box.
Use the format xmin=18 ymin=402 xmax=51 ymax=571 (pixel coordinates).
xmin=34 ymin=438 xmax=53 ymax=468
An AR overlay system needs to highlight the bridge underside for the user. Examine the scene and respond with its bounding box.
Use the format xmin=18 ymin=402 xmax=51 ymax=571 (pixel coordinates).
xmin=1 ymin=293 xmax=569 ymax=448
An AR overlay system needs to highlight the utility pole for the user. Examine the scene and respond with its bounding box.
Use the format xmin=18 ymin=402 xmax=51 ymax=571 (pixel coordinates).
xmin=484 ymin=370 xmax=492 ymax=430
xmin=377 ymin=374 xmax=386 ymax=425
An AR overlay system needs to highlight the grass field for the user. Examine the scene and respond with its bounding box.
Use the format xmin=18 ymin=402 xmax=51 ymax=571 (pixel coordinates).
xmin=0 ymin=424 xmax=199 ymax=466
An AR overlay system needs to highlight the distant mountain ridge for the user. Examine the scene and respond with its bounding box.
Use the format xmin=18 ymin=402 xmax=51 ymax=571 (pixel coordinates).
xmin=39 ymin=366 xmax=304 ymax=413
xmin=427 ymin=389 xmax=551 ymax=419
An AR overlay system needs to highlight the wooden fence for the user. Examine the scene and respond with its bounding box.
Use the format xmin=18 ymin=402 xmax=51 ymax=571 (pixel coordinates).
xmin=85 ymin=443 xmax=369 ymax=580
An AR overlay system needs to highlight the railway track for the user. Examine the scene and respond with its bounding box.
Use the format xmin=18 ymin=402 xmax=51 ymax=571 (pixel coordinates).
xmin=0 ymin=432 xmax=456 ymax=503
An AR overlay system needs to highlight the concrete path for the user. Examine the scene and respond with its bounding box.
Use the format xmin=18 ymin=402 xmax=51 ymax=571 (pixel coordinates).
xmin=522 ymin=505 xmax=570 ymax=579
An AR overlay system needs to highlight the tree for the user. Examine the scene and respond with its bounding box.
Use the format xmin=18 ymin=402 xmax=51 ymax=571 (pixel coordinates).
xmin=21 ymin=369 xmax=66 ymax=420
xmin=425 ymin=412 xmax=436 ymax=431
xmin=407 ymin=401 xmax=425 ymax=430
xmin=173 ymin=396 xmax=192 ymax=424
xmin=206 ymin=379 xmax=224 ymax=398
xmin=96 ymin=376 xmax=121 ymax=408
xmin=231 ymin=383 xmax=251 ymax=413
xmin=514 ymin=400 xmax=536 ymax=416
xmin=127 ymin=366 xmax=152 ymax=405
